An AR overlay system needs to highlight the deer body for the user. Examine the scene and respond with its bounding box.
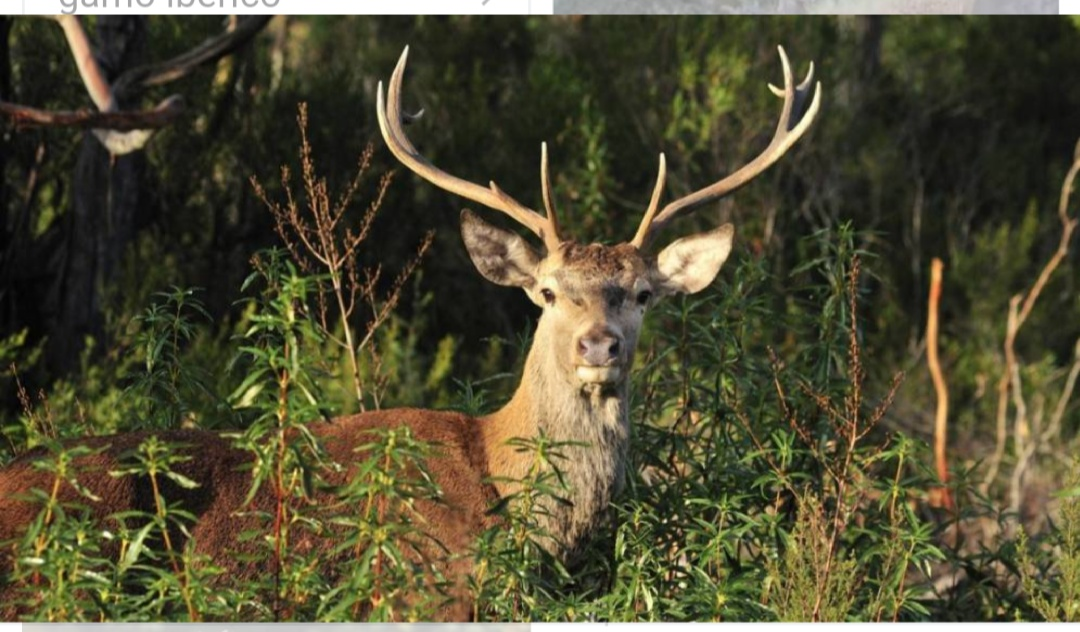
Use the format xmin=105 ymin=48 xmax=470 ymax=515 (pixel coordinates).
xmin=0 ymin=411 xmax=495 ymax=620
xmin=0 ymin=46 xmax=820 ymax=620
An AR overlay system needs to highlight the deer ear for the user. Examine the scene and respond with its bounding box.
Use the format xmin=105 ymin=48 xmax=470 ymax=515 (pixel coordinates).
xmin=460 ymin=209 xmax=541 ymax=289
xmin=653 ymin=224 xmax=734 ymax=296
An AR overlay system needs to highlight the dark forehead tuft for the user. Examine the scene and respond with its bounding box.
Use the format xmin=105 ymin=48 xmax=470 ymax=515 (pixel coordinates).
xmin=559 ymin=242 xmax=644 ymax=276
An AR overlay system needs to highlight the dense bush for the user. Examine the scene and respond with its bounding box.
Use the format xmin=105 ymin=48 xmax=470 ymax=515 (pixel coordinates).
xmin=2 ymin=213 xmax=1077 ymax=621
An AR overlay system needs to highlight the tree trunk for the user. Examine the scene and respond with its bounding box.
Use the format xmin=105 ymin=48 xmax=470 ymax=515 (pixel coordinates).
xmin=0 ymin=17 xmax=11 ymax=257
xmin=855 ymin=16 xmax=883 ymax=85
xmin=51 ymin=16 xmax=148 ymax=373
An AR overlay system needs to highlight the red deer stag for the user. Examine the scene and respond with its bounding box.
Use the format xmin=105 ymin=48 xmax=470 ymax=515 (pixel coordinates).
xmin=0 ymin=45 xmax=820 ymax=620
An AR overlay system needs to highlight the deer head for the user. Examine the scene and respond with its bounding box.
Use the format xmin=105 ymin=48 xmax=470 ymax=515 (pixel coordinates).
xmin=377 ymin=46 xmax=820 ymax=399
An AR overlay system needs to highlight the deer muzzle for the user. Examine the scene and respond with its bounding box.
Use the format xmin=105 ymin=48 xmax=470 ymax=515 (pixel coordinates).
xmin=574 ymin=325 xmax=624 ymax=384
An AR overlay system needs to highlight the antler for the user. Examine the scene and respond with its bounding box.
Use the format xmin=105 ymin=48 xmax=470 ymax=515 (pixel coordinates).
xmin=377 ymin=47 xmax=563 ymax=253
xmin=631 ymin=46 xmax=822 ymax=249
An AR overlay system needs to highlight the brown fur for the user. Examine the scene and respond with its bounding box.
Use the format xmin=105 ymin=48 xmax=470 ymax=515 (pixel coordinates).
xmin=559 ymin=242 xmax=644 ymax=275
xmin=0 ymin=411 xmax=495 ymax=621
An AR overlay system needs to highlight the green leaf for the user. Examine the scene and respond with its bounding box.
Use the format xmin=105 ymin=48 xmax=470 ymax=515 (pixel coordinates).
xmin=164 ymin=470 xmax=200 ymax=490
xmin=119 ymin=522 xmax=156 ymax=573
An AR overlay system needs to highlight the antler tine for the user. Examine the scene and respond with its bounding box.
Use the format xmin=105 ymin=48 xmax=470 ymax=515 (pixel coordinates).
xmin=377 ymin=47 xmax=562 ymax=251
xmin=632 ymin=45 xmax=821 ymax=248
xmin=630 ymin=153 xmax=667 ymax=248
xmin=540 ymin=142 xmax=563 ymax=252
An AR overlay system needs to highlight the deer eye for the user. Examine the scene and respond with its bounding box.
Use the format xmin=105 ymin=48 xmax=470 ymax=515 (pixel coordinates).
xmin=540 ymin=289 xmax=556 ymax=305
xmin=636 ymin=290 xmax=653 ymax=306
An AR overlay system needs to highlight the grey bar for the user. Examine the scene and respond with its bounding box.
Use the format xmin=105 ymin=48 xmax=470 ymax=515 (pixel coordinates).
xmin=555 ymin=0 xmax=771 ymax=12
xmin=553 ymin=0 xmax=1058 ymax=14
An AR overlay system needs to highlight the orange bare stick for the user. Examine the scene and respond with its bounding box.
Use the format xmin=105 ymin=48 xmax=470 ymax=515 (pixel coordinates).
xmin=927 ymin=258 xmax=954 ymax=511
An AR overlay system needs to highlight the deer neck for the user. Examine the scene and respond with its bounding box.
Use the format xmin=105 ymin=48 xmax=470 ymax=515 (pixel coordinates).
xmin=481 ymin=333 xmax=631 ymax=558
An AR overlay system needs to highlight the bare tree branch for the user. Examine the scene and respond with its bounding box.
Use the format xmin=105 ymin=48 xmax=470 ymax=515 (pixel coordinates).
xmin=1 ymin=16 xmax=270 ymax=155
xmin=0 ymin=94 xmax=183 ymax=130
xmin=982 ymin=138 xmax=1080 ymax=495
xmin=55 ymin=15 xmax=115 ymax=112
xmin=112 ymin=16 xmax=272 ymax=100
xmin=1043 ymin=338 xmax=1080 ymax=446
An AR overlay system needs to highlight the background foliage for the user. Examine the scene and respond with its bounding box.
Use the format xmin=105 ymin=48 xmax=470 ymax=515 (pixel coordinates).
xmin=1 ymin=14 xmax=1080 ymax=621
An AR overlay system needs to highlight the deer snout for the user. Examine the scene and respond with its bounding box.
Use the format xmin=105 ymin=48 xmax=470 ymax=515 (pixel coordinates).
xmin=576 ymin=327 xmax=622 ymax=367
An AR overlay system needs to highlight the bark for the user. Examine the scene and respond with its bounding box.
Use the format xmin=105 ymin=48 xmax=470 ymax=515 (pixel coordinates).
xmin=0 ymin=17 xmax=10 ymax=258
xmin=51 ymin=16 xmax=148 ymax=373
xmin=855 ymin=16 xmax=883 ymax=85
xmin=0 ymin=18 xmax=9 ymax=100
xmin=0 ymin=17 xmax=12 ymax=330
xmin=0 ymin=94 xmax=183 ymax=131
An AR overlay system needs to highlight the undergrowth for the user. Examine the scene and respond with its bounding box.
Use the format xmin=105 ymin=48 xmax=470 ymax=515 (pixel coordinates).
xmin=2 ymin=126 xmax=1079 ymax=621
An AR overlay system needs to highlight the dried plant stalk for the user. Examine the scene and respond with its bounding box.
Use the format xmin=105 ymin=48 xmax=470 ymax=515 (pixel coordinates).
xmin=251 ymin=103 xmax=432 ymax=411
xmin=926 ymin=258 xmax=953 ymax=511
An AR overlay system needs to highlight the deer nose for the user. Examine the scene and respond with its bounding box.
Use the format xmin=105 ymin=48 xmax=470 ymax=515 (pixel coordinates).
xmin=577 ymin=329 xmax=622 ymax=366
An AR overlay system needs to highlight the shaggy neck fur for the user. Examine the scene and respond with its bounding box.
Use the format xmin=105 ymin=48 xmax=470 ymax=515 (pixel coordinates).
xmin=481 ymin=324 xmax=631 ymax=560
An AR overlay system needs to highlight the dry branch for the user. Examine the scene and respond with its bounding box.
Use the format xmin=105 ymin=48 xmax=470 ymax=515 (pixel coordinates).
xmin=1044 ymin=339 xmax=1080 ymax=445
xmin=253 ymin=103 xmax=431 ymax=412
xmin=55 ymin=14 xmax=114 ymax=112
xmin=1 ymin=16 xmax=270 ymax=155
xmin=0 ymin=95 xmax=184 ymax=131
xmin=112 ymin=16 xmax=272 ymax=99
xmin=981 ymin=139 xmax=1080 ymax=495
xmin=926 ymin=257 xmax=953 ymax=511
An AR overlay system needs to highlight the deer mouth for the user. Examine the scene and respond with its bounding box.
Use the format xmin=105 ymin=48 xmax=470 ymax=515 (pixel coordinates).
xmin=575 ymin=365 xmax=623 ymax=385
